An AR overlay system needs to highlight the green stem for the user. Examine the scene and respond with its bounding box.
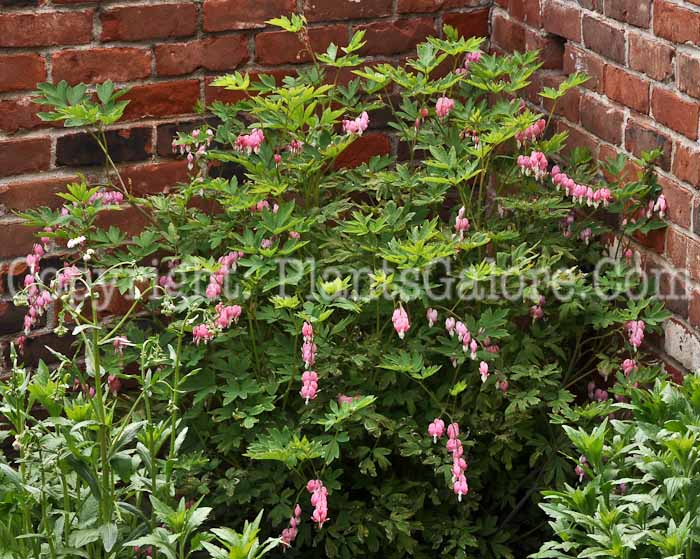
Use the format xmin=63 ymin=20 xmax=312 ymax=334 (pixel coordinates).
xmin=165 ymin=323 xmax=186 ymax=483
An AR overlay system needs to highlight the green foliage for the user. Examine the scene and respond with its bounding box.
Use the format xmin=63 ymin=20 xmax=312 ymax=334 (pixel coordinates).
xmin=3 ymin=19 xmax=669 ymax=559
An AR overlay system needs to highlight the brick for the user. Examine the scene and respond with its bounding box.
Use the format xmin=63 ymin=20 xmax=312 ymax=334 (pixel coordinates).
xmin=0 ymin=138 xmax=50 ymax=178
xmin=0 ymin=222 xmax=37 ymax=259
xmin=491 ymin=12 xmax=526 ymax=52
xmin=443 ymin=10 xmax=490 ymax=38
xmin=121 ymin=80 xmax=200 ymax=121
xmin=357 ymin=19 xmax=434 ymax=56
xmin=583 ymin=15 xmax=626 ymax=64
xmin=95 ymin=205 xmax=148 ymax=237
xmin=119 ymin=161 xmax=189 ymax=196
xmin=659 ymin=269 xmax=689 ymax=318
xmin=0 ymin=175 xmax=79 ymax=211
xmin=689 ymin=288 xmax=700 ymax=328
xmin=526 ymin=30 xmax=564 ymax=69
xmin=56 ymin=128 xmax=152 ymax=167
xmin=101 ymin=4 xmax=197 ymax=42
xmin=658 ymin=175 xmax=693 ymax=229
xmin=580 ymin=95 xmax=624 ymax=145
xmin=0 ymin=10 xmax=92 ymax=47
xmin=508 ymin=0 xmax=541 ymax=26
xmin=576 ymin=0 xmax=601 ymax=11
xmin=0 ymin=0 xmax=38 ymax=5
xmin=156 ymin=35 xmax=249 ymax=77
xmin=334 ymin=133 xmax=391 ymax=169
xmin=52 ymin=48 xmax=152 ymax=85
xmin=542 ymin=0 xmax=581 ymax=42
xmin=604 ymin=65 xmax=649 ymax=113
xmin=18 ymin=331 xmax=76 ymax=369
xmin=651 ymin=87 xmax=700 ymax=140
xmin=624 ymin=118 xmax=672 ymax=170
xmin=689 ymin=238 xmax=700 ymax=281
xmin=653 ymin=0 xmax=700 ymax=44
xmin=563 ymin=44 xmax=605 ymax=93
xmin=666 ymin=227 xmax=689 ymax=269
xmin=0 ymin=97 xmax=58 ymax=134
xmin=302 ymin=0 xmax=392 ymax=22
xmin=398 ymin=0 xmax=481 ymax=13
xmin=678 ymin=53 xmax=700 ymax=99
xmin=0 ymin=54 xmax=46 ymax=94
xmin=604 ymin=0 xmax=650 ymax=27
xmin=599 ymin=144 xmax=642 ymax=182
xmin=629 ymin=32 xmax=674 ymax=81
xmin=156 ymin=120 xmax=213 ymax=157
xmin=556 ymin=120 xmax=600 ymax=157
xmin=695 ymin=200 xmax=700 ymax=236
xmin=256 ymin=25 xmax=347 ymax=65
xmin=0 ymin=302 xmax=25 ymax=336
xmin=203 ymin=0 xmax=296 ymax=31
xmin=673 ymin=143 xmax=700 ymax=187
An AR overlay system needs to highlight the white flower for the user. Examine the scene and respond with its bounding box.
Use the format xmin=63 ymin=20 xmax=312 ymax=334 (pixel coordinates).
xmin=67 ymin=236 xmax=86 ymax=249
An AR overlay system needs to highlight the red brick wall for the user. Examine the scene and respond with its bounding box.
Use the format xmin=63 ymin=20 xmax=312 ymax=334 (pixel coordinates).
xmin=493 ymin=0 xmax=700 ymax=372
xmin=0 ymin=0 xmax=490 ymax=361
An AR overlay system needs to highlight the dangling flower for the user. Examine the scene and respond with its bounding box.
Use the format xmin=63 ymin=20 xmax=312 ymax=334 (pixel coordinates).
xmin=306 ymin=479 xmax=329 ymax=528
xmin=342 ymin=111 xmax=369 ymax=136
xmin=302 ymin=321 xmax=314 ymax=342
xmin=193 ymin=324 xmax=213 ymax=345
xmin=469 ymin=339 xmax=478 ymax=360
xmin=445 ymin=317 xmax=456 ymax=336
xmin=454 ymin=206 xmax=470 ymax=240
xmin=113 ymin=336 xmax=129 ymax=354
xmin=435 ymin=96 xmax=455 ymax=119
xmin=215 ymin=304 xmax=242 ymax=329
xmin=622 ymin=358 xmax=637 ymax=377
xmin=626 ymin=320 xmax=645 ymax=351
xmin=426 ymin=308 xmax=438 ymax=327
xmin=67 ymin=235 xmax=86 ymax=249
xmin=301 ymin=340 xmax=317 ymax=369
xmin=107 ymin=375 xmax=122 ymax=396
xmin=428 ymin=418 xmax=445 ymax=443
xmin=234 ymin=128 xmax=265 ymax=154
xmin=653 ymin=194 xmax=667 ymax=218
xmin=575 ymin=455 xmax=587 ymax=482
xmin=453 ymin=475 xmax=468 ymax=502
xmin=280 ymin=504 xmax=302 ymax=547
xmin=392 ymin=307 xmax=410 ymax=339
xmin=479 ymin=361 xmax=489 ymax=383
xmin=300 ymin=371 xmax=318 ymax=404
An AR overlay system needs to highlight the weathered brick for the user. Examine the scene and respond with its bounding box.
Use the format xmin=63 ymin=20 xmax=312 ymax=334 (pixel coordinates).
xmin=688 ymin=237 xmax=700 ymax=282
xmin=0 ymin=222 xmax=38 ymax=259
xmin=653 ymin=0 xmax=700 ymax=44
xmin=557 ymin=120 xmax=600 ymax=157
xmin=357 ymin=18 xmax=435 ymax=56
xmin=0 ymin=97 xmax=44 ymax=134
xmin=491 ymin=12 xmax=526 ymax=52
xmin=56 ymin=128 xmax=152 ymax=167
xmin=659 ymin=269 xmax=689 ymax=318
xmin=604 ymin=65 xmax=649 ymax=113
xmin=651 ymin=87 xmax=700 ymax=140
xmin=563 ymin=43 xmax=605 ymax=93
xmin=658 ymin=175 xmax=693 ymax=229
xmin=203 ymin=0 xmax=296 ymax=30
xmin=0 ymin=54 xmax=46 ymax=93
xmin=526 ymin=30 xmax=564 ymax=69
xmin=583 ymin=15 xmax=626 ymax=64
xmin=122 ymin=81 xmax=200 ymax=121
xmin=156 ymin=35 xmax=249 ymax=77
xmin=678 ymin=52 xmax=700 ymax=99
xmin=398 ymin=0 xmax=482 ymax=13
xmin=580 ymin=95 xmax=624 ymax=145
xmin=0 ymin=138 xmax=50 ymax=178
xmin=0 ymin=10 xmax=93 ymax=47
xmin=302 ymin=0 xmax=393 ymax=22
xmin=666 ymin=227 xmax=689 ymax=269
xmin=629 ymin=32 xmax=674 ymax=81
xmin=0 ymin=302 xmax=27 ymax=336
xmin=508 ymin=0 xmax=541 ymax=26
xmin=689 ymin=288 xmax=700 ymax=328
xmin=119 ymin=161 xmax=190 ymax=196
xmin=542 ymin=0 xmax=581 ymax=42
xmin=541 ymin=74 xmax=580 ymax=122
xmin=0 ymin=175 xmax=79 ymax=211
xmin=255 ymin=25 xmax=347 ymax=65
xmin=624 ymin=117 xmax=672 ymax=170
xmin=101 ymin=3 xmax=197 ymax=41
xmin=0 ymin=0 xmax=38 ymax=5
xmin=334 ymin=133 xmax=391 ymax=169
xmin=604 ymin=0 xmax=650 ymax=27
xmin=443 ymin=9 xmax=490 ymax=38
xmin=673 ymin=143 xmax=700 ymax=187
xmin=52 ymin=48 xmax=152 ymax=85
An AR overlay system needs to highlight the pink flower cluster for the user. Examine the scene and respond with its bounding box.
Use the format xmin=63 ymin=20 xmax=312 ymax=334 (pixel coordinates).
xmin=172 ymin=128 xmax=214 ymax=171
xmin=215 ymin=304 xmax=242 ymax=329
xmin=300 ymin=371 xmax=318 ymax=404
xmin=454 ymin=206 xmax=470 ymax=240
xmin=89 ymin=190 xmax=124 ymax=205
xmin=301 ymin=321 xmax=317 ymax=368
xmin=551 ymin=166 xmax=613 ymax=208
xmin=436 ymin=96 xmax=455 ymax=119
xmin=306 ymin=479 xmax=329 ymax=528
xmin=530 ymin=296 xmax=545 ymax=320
xmin=234 ymin=128 xmax=264 ymax=154
xmin=445 ymin=318 xmax=479 ymax=359
xmin=456 ymin=51 xmax=482 ymax=74
xmin=515 ymin=118 xmax=546 ymax=147
xmin=342 ymin=111 xmax=369 ymax=136
xmin=427 ymin=419 xmax=468 ymax=500
xmin=575 ymin=455 xmax=587 ymax=482
xmin=250 ymin=199 xmax=279 ymax=214
xmin=287 ymin=139 xmax=304 ymax=155
xmin=392 ymin=307 xmax=410 ymax=339
xmin=206 ymin=251 xmax=243 ymax=300
xmin=647 ymin=194 xmax=667 ymax=219
xmin=587 ymin=381 xmax=608 ymax=402
xmin=193 ymin=324 xmax=214 ymax=345
xmin=23 ymin=244 xmax=52 ymax=334
xmin=517 ymin=151 xmax=548 ymax=181
xmin=280 ymin=504 xmax=302 ymax=547
xmin=479 ymin=361 xmax=489 ymax=383
xmin=622 ymin=358 xmax=637 ymax=377
xmin=626 ymin=320 xmax=645 ymax=351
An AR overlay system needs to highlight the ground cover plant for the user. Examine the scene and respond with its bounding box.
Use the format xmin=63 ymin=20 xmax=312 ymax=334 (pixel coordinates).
xmin=1 ymin=15 xmax=673 ymax=559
